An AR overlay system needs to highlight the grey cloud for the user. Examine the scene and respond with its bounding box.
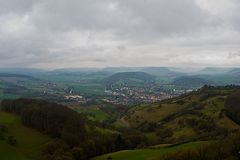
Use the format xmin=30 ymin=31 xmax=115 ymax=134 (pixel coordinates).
xmin=0 ymin=0 xmax=240 ymax=68
xmin=0 ymin=0 xmax=37 ymax=15
xmin=117 ymin=46 xmax=126 ymax=51
xmin=228 ymin=51 xmax=240 ymax=59
xmin=29 ymin=0 xmax=211 ymax=39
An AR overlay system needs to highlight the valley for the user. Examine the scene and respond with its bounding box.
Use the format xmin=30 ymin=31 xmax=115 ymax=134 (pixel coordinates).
xmin=0 ymin=68 xmax=240 ymax=160
xmin=1 ymin=67 xmax=240 ymax=106
xmin=1 ymin=84 xmax=240 ymax=160
xmin=1 ymin=0 xmax=240 ymax=159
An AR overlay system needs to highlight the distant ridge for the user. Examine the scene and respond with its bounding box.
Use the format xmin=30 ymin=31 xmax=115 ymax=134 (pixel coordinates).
xmin=0 ymin=73 xmax=39 ymax=81
xmin=103 ymin=72 xmax=155 ymax=85
xmin=172 ymin=76 xmax=213 ymax=88
xmin=228 ymin=68 xmax=240 ymax=76
xmin=195 ymin=67 xmax=234 ymax=75
xmin=0 ymin=68 xmax=45 ymax=75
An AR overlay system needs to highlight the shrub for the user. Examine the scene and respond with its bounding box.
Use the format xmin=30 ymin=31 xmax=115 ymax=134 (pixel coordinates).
xmin=7 ymin=136 xmax=16 ymax=145
xmin=156 ymin=127 xmax=173 ymax=141
xmin=225 ymin=93 xmax=240 ymax=124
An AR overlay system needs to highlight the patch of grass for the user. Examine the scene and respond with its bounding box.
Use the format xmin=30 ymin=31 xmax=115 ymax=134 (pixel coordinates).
xmin=92 ymin=141 xmax=209 ymax=160
xmin=0 ymin=142 xmax=29 ymax=160
xmin=145 ymin=132 xmax=158 ymax=143
xmin=0 ymin=112 xmax=51 ymax=160
xmin=0 ymin=93 xmax=20 ymax=100
xmin=74 ymin=108 xmax=108 ymax=121
xmin=70 ymin=83 xmax=106 ymax=96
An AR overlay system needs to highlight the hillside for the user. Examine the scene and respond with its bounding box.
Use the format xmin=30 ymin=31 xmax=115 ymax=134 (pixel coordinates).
xmin=188 ymin=68 xmax=240 ymax=85
xmin=92 ymin=141 xmax=207 ymax=160
xmin=0 ymin=68 xmax=45 ymax=75
xmin=228 ymin=68 xmax=240 ymax=77
xmin=0 ymin=99 xmax=150 ymax=160
xmin=141 ymin=67 xmax=184 ymax=78
xmin=0 ymin=73 xmax=42 ymax=100
xmin=0 ymin=73 xmax=37 ymax=79
xmin=195 ymin=67 xmax=233 ymax=75
xmin=1 ymin=86 xmax=240 ymax=160
xmin=0 ymin=111 xmax=51 ymax=160
xmin=93 ymin=134 xmax=240 ymax=160
xmin=103 ymin=72 xmax=155 ymax=87
xmin=120 ymin=86 xmax=240 ymax=143
xmin=172 ymin=76 xmax=213 ymax=88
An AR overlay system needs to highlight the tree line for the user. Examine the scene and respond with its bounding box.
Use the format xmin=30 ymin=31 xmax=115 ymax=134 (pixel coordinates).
xmin=0 ymin=98 xmax=148 ymax=160
xmin=159 ymin=134 xmax=240 ymax=160
xmin=225 ymin=92 xmax=240 ymax=125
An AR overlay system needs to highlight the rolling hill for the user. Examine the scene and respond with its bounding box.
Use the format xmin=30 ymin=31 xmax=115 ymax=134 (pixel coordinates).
xmin=172 ymin=76 xmax=213 ymax=88
xmin=0 ymin=68 xmax=45 ymax=75
xmin=119 ymin=86 xmax=240 ymax=143
xmin=194 ymin=67 xmax=234 ymax=75
xmin=228 ymin=68 xmax=240 ymax=77
xmin=0 ymin=73 xmax=42 ymax=100
xmin=103 ymin=72 xmax=155 ymax=87
xmin=141 ymin=67 xmax=184 ymax=77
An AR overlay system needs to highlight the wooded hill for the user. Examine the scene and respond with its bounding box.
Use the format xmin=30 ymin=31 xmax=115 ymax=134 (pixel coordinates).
xmin=120 ymin=85 xmax=240 ymax=144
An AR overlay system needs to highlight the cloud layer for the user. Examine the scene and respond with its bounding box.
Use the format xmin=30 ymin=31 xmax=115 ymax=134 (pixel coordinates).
xmin=0 ymin=0 xmax=240 ymax=68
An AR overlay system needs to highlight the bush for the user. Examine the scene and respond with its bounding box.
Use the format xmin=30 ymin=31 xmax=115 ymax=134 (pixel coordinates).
xmin=225 ymin=93 xmax=240 ymax=124
xmin=0 ymin=124 xmax=6 ymax=132
xmin=7 ymin=136 xmax=16 ymax=145
xmin=176 ymin=100 xmax=186 ymax=105
xmin=161 ymin=150 xmax=198 ymax=160
xmin=0 ymin=132 xmax=5 ymax=140
xmin=156 ymin=127 xmax=173 ymax=141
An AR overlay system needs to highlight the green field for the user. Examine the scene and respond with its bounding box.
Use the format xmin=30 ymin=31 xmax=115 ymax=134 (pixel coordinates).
xmin=70 ymin=83 xmax=106 ymax=95
xmin=74 ymin=108 xmax=108 ymax=121
xmin=92 ymin=141 xmax=208 ymax=160
xmin=0 ymin=112 xmax=51 ymax=160
xmin=0 ymin=92 xmax=20 ymax=100
xmin=35 ymin=73 xmax=108 ymax=96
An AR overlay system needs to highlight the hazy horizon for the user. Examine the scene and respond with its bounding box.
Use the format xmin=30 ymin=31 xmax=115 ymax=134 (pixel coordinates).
xmin=0 ymin=66 xmax=239 ymax=73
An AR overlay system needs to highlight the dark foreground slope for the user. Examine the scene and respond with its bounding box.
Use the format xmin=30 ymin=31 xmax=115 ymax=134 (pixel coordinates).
xmin=0 ymin=111 xmax=51 ymax=160
xmin=94 ymin=134 xmax=240 ymax=160
xmin=0 ymin=99 xmax=148 ymax=160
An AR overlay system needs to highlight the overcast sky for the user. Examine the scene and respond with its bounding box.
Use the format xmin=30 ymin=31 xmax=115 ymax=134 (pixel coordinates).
xmin=0 ymin=0 xmax=240 ymax=69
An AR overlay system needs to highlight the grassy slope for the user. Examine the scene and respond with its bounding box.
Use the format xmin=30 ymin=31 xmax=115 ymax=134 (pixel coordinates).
xmin=0 ymin=112 xmax=51 ymax=160
xmin=92 ymin=141 xmax=208 ymax=160
xmin=120 ymin=88 xmax=240 ymax=142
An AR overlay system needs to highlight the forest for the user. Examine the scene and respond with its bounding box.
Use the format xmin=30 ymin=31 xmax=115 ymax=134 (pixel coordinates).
xmin=0 ymin=99 xmax=147 ymax=160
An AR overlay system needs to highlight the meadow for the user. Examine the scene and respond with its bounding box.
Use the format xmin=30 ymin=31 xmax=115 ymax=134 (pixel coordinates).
xmin=73 ymin=107 xmax=109 ymax=121
xmin=0 ymin=112 xmax=51 ymax=160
